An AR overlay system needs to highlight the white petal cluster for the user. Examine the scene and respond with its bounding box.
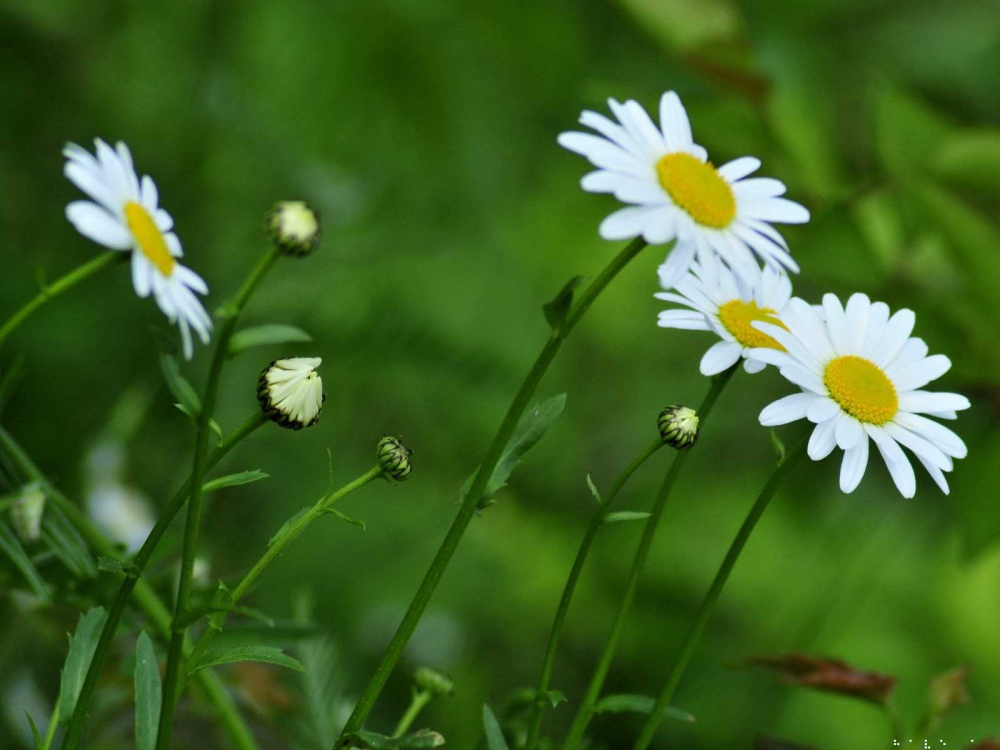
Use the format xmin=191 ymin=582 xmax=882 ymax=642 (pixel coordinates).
xmin=257 ymin=358 xmax=325 ymax=429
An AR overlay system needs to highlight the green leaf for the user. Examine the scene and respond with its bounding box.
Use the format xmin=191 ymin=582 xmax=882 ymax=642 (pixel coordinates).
xmin=134 ymin=632 xmax=161 ymax=750
xmin=188 ymin=645 xmax=305 ymax=676
xmin=202 ymin=470 xmax=270 ymax=495
xmin=97 ymin=556 xmax=140 ymax=577
xmin=602 ymin=511 xmax=652 ymax=525
xmin=176 ymin=600 xmax=276 ymax=630
xmin=462 ymin=394 xmax=567 ymax=512
xmin=208 ymin=581 xmax=235 ymax=631
xmin=57 ymin=607 xmax=107 ymax=720
xmin=769 ymin=430 xmax=786 ymax=465
xmin=173 ymin=403 xmax=223 ymax=444
xmin=542 ymin=688 xmax=567 ymax=708
xmin=41 ymin=511 xmax=97 ymax=579
xmin=24 ymin=711 xmax=42 ymax=750
xmin=594 ymin=693 xmax=695 ymax=723
xmin=346 ymin=729 xmax=446 ymax=749
xmin=0 ymin=354 xmax=25 ymax=417
xmin=482 ymin=703 xmax=510 ymax=750
xmin=319 ymin=507 xmax=366 ymax=531
xmin=227 ymin=324 xmax=312 ymax=358
xmin=0 ymin=521 xmax=51 ymax=602
xmin=931 ymin=129 xmax=1000 ymax=198
xmin=586 ymin=474 xmax=602 ymax=506
xmin=543 ymin=276 xmax=587 ymax=331
xmin=159 ymin=353 xmax=201 ymax=417
xmin=268 ymin=507 xmax=310 ymax=548
xmin=874 ymin=86 xmax=952 ymax=181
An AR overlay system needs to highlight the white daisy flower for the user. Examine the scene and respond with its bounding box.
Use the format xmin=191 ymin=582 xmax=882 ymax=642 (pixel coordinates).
xmin=655 ymin=258 xmax=793 ymax=376
xmin=557 ymin=91 xmax=810 ymax=288
xmin=63 ymin=139 xmax=211 ymax=359
xmin=753 ymin=294 xmax=971 ymax=497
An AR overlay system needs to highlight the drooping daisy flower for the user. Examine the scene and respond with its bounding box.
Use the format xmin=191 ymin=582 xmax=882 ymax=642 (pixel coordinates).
xmin=64 ymin=139 xmax=211 ymax=359
xmin=558 ymin=91 xmax=809 ymax=288
xmin=257 ymin=358 xmax=325 ymax=429
xmin=753 ymin=294 xmax=970 ymax=497
xmin=655 ymin=258 xmax=792 ymax=376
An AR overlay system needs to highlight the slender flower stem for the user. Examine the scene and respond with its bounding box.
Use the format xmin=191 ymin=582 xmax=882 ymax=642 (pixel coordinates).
xmin=525 ymin=437 xmax=665 ymax=750
xmin=158 ymin=246 xmax=280 ymax=749
xmin=336 ymin=237 xmax=649 ymax=744
xmin=560 ymin=365 xmax=737 ymax=750
xmin=40 ymin=704 xmax=60 ymax=750
xmin=392 ymin=690 xmax=432 ymax=738
xmin=180 ymin=466 xmax=382 ymax=694
xmin=0 ymin=422 xmax=263 ymax=750
xmin=0 ymin=251 xmax=124 ymax=350
xmin=630 ymin=438 xmax=807 ymax=750
xmin=54 ymin=413 xmax=266 ymax=750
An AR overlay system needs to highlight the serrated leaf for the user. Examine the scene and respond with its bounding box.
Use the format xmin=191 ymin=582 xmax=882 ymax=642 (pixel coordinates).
xmin=586 ymin=474 xmax=602 ymax=506
xmin=57 ymin=607 xmax=107 ymax=720
xmin=24 ymin=711 xmax=42 ymax=750
xmin=602 ymin=511 xmax=652 ymax=525
xmin=188 ymin=645 xmax=305 ymax=675
xmin=346 ymin=729 xmax=446 ymax=749
xmin=462 ymin=394 xmax=567 ymax=512
xmin=543 ymin=276 xmax=588 ymax=331
xmin=160 ymin=353 xmax=201 ymax=417
xmin=319 ymin=507 xmax=366 ymax=530
xmin=594 ymin=693 xmax=695 ymax=723
xmin=202 ymin=470 xmax=270 ymax=495
xmin=134 ymin=632 xmax=161 ymax=750
xmin=97 ymin=556 xmax=139 ymax=577
xmin=0 ymin=521 xmax=51 ymax=602
xmin=227 ymin=324 xmax=312 ymax=358
xmin=268 ymin=507 xmax=310 ymax=548
xmin=482 ymin=703 xmax=510 ymax=750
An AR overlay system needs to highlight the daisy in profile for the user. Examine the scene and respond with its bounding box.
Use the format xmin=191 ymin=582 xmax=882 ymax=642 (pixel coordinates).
xmin=64 ymin=139 xmax=211 ymax=359
xmin=753 ymin=294 xmax=970 ymax=497
xmin=558 ymin=91 xmax=809 ymax=288
xmin=656 ymin=257 xmax=792 ymax=376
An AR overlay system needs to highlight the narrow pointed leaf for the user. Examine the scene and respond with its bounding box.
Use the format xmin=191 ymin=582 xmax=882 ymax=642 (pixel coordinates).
xmin=594 ymin=693 xmax=695 ymax=722
xmin=586 ymin=473 xmax=603 ymax=506
xmin=543 ymin=275 xmax=588 ymax=331
xmin=482 ymin=703 xmax=510 ymax=750
xmin=203 ymin=470 xmax=270 ymax=495
xmin=97 ymin=556 xmax=140 ymax=577
xmin=602 ymin=511 xmax=652 ymax=525
xmin=24 ymin=711 xmax=42 ymax=750
xmin=57 ymin=607 xmax=107 ymax=720
xmin=134 ymin=632 xmax=161 ymax=750
xmin=319 ymin=507 xmax=366 ymax=530
xmin=268 ymin=507 xmax=311 ymax=548
xmin=346 ymin=729 xmax=446 ymax=749
xmin=188 ymin=645 xmax=305 ymax=675
xmin=159 ymin=353 xmax=201 ymax=417
xmin=0 ymin=521 xmax=51 ymax=601
xmin=228 ymin=324 xmax=312 ymax=358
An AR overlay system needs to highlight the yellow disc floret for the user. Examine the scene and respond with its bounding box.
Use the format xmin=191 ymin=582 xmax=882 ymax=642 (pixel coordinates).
xmin=824 ymin=355 xmax=898 ymax=425
xmin=718 ymin=300 xmax=787 ymax=350
xmin=656 ymin=152 xmax=736 ymax=229
xmin=124 ymin=201 xmax=175 ymax=276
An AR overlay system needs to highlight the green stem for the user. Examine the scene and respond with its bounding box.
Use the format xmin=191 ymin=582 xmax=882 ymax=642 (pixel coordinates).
xmin=158 ymin=246 xmax=280 ymax=749
xmin=336 ymin=237 xmax=649 ymax=744
xmin=0 ymin=251 xmax=123 ymax=350
xmin=40 ymin=703 xmax=60 ymax=750
xmin=560 ymin=365 xmax=737 ymax=750
xmin=630 ymin=438 xmax=807 ymax=750
xmin=52 ymin=413 xmax=266 ymax=750
xmin=525 ymin=437 xmax=665 ymax=750
xmin=181 ymin=466 xmax=382 ymax=691
xmin=392 ymin=691 xmax=432 ymax=738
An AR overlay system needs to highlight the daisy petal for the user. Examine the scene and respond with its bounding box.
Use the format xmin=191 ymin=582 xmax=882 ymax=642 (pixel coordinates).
xmin=700 ymin=340 xmax=742 ymax=376
xmin=839 ymin=437 xmax=870 ymax=494
xmin=759 ymin=392 xmax=819 ymax=426
xmin=808 ymin=418 xmax=839 ymax=461
xmin=66 ymin=201 xmax=133 ymax=250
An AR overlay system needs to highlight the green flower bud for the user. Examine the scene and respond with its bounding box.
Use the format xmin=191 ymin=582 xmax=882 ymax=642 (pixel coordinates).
xmin=13 ymin=483 xmax=45 ymax=543
xmin=266 ymin=201 xmax=321 ymax=258
xmin=657 ymin=405 xmax=699 ymax=450
xmin=377 ymin=436 xmax=412 ymax=481
xmin=257 ymin=358 xmax=325 ymax=430
xmin=414 ymin=667 xmax=454 ymax=697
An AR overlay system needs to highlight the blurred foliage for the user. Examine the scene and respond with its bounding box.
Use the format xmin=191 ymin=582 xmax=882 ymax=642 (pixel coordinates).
xmin=1 ymin=0 xmax=1000 ymax=748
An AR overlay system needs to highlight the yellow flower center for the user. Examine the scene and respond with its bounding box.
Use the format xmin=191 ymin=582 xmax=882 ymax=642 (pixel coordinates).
xmin=718 ymin=300 xmax=787 ymax=350
xmin=824 ymin=356 xmax=898 ymax=425
xmin=655 ymin=152 xmax=736 ymax=229
xmin=124 ymin=201 xmax=175 ymax=276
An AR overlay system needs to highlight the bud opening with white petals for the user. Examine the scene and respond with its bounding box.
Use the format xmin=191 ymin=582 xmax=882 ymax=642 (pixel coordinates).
xmin=266 ymin=201 xmax=321 ymax=258
xmin=257 ymin=358 xmax=325 ymax=430
xmin=658 ymin=405 xmax=699 ymax=450
xmin=377 ymin=436 xmax=412 ymax=481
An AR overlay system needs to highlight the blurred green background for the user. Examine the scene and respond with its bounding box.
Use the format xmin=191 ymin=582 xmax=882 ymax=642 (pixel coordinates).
xmin=2 ymin=0 xmax=1000 ymax=747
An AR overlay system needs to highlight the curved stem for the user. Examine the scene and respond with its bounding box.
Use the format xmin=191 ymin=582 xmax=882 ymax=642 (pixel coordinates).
xmin=0 ymin=251 xmax=123 ymax=350
xmin=392 ymin=691 xmax=432 ymax=738
xmin=525 ymin=437 xmax=664 ymax=750
xmin=560 ymin=365 xmax=737 ymax=750
xmin=157 ymin=246 xmax=280 ymax=749
xmin=630 ymin=438 xmax=807 ymax=750
xmin=57 ymin=413 xmax=266 ymax=750
xmin=336 ymin=237 xmax=649 ymax=744
xmin=181 ymin=466 xmax=382 ymax=689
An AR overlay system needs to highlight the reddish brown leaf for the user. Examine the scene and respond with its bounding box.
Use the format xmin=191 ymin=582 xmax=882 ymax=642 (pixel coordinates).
xmin=745 ymin=652 xmax=896 ymax=705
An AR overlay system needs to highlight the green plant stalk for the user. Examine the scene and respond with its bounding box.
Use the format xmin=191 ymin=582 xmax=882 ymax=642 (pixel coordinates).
xmin=524 ymin=437 xmax=664 ymax=750
xmin=180 ymin=466 xmax=382 ymax=694
xmin=560 ymin=365 xmax=737 ymax=750
xmin=336 ymin=237 xmax=649 ymax=744
xmin=392 ymin=690 xmax=432 ymax=738
xmin=0 ymin=251 xmax=124 ymax=350
xmin=0 ymin=422 xmax=263 ymax=750
xmin=40 ymin=703 xmax=60 ymax=750
xmin=157 ymin=246 xmax=281 ymax=749
xmin=630 ymin=438 xmax=807 ymax=750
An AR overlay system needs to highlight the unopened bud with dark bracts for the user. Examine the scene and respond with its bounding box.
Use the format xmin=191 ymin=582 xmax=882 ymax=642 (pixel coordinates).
xmin=658 ymin=405 xmax=699 ymax=450
xmin=266 ymin=201 xmax=321 ymax=258
xmin=258 ymin=358 xmax=325 ymax=430
xmin=377 ymin=436 xmax=412 ymax=481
